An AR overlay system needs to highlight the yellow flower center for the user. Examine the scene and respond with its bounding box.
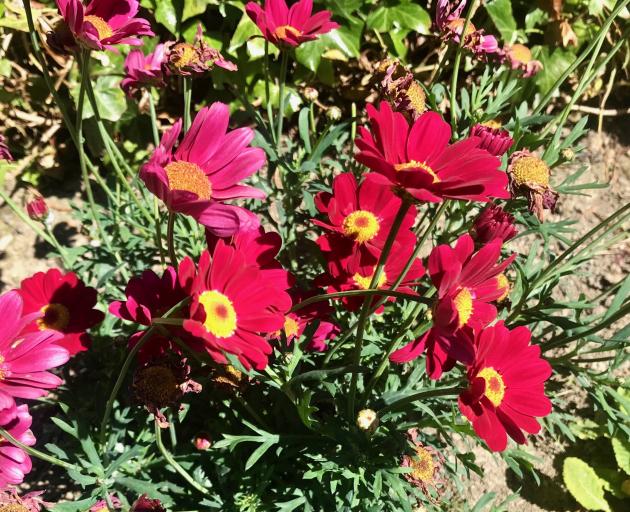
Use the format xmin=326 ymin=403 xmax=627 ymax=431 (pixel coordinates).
xmin=477 ymin=367 xmax=506 ymax=407
xmin=510 ymin=43 xmax=532 ymax=63
xmin=394 ymin=160 xmax=441 ymax=183
xmin=453 ymin=288 xmax=473 ymax=327
xmin=481 ymin=119 xmax=502 ymax=130
xmin=342 ymin=210 xmax=380 ymax=244
xmin=37 ymin=303 xmax=70 ymax=331
xmin=283 ymin=316 xmax=300 ymax=339
xmin=0 ymin=505 xmax=30 ymax=512
xmin=198 ymin=290 xmax=237 ymax=338
xmin=496 ymin=274 xmax=510 ymax=302
xmin=172 ymin=43 xmax=198 ymax=68
xmin=165 ymin=161 xmax=212 ymax=200
xmin=405 ymin=81 xmax=426 ymax=115
xmin=273 ymin=25 xmax=302 ymax=41
xmin=410 ymin=446 xmax=435 ymax=483
xmin=353 ymin=270 xmax=387 ymax=290
xmin=511 ymin=156 xmax=550 ymax=187
xmin=134 ymin=365 xmax=179 ymax=406
xmin=447 ymin=18 xmax=477 ymax=37
xmin=84 ymin=15 xmax=113 ymax=41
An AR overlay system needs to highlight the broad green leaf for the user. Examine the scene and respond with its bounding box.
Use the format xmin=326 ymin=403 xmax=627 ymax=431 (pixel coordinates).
xmin=486 ymin=0 xmax=518 ymax=43
xmin=155 ymin=0 xmax=178 ymax=34
xmin=229 ymin=13 xmax=260 ymax=53
xmin=182 ymin=0 xmax=217 ymax=21
xmin=563 ymin=457 xmax=611 ymax=512
xmin=612 ymin=436 xmax=630 ymax=475
xmin=79 ymin=76 xmax=127 ymax=122
xmin=534 ymin=47 xmax=577 ymax=96
xmin=391 ymin=3 xmax=431 ymax=34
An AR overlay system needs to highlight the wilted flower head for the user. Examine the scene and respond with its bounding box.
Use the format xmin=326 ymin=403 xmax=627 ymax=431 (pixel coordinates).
xmin=25 ymin=193 xmax=49 ymax=223
xmin=193 ymin=432 xmax=212 ymax=451
xmin=133 ymin=356 xmax=201 ymax=428
xmin=470 ymin=123 xmax=513 ymax=157
xmin=0 ymin=134 xmax=12 ymax=161
xmin=165 ymin=24 xmax=237 ymax=76
xmin=326 ymin=106 xmax=342 ymax=122
xmin=502 ymin=44 xmax=543 ymax=77
xmin=303 ymin=87 xmax=319 ymax=102
xmin=121 ymin=44 xmax=166 ymax=97
xmin=374 ymin=59 xmax=426 ymax=121
xmin=471 ymin=204 xmax=517 ymax=245
xmin=356 ymin=409 xmax=379 ymax=434
xmin=508 ymin=150 xmax=559 ymax=221
xmin=210 ymin=365 xmax=249 ymax=393
xmin=0 ymin=488 xmax=48 ymax=512
xmin=401 ymin=429 xmax=444 ymax=497
xmin=130 ymin=495 xmax=166 ymax=512
xmin=54 ymin=0 xmax=154 ymax=51
xmin=245 ymin=0 xmax=339 ymax=48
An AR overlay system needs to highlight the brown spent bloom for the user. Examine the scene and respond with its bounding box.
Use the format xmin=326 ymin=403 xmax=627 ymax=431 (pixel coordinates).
xmin=400 ymin=429 xmax=445 ymax=500
xmin=356 ymin=409 xmax=379 ymax=434
xmin=507 ymin=150 xmax=559 ymax=222
xmin=133 ymin=356 xmax=201 ymax=428
xmin=374 ymin=58 xmax=426 ymax=121
xmin=0 ymin=488 xmax=48 ymax=512
xmin=211 ymin=364 xmax=249 ymax=393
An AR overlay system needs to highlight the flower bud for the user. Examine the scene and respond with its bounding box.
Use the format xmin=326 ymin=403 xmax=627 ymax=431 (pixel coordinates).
xmin=561 ymin=148 xmax=575 ymax=162
xmin=131 ymin=495 xmax=166 ymax=512
xmin=303 ymin=87 xmax=319 ymax=102
xmin=356 ymin=408 xmax=379 ymax=433
xmin=326 ymin=106 xmax=342 ymax=122
xmin=471 ymin=204 xmax=517 ymax=244
xmin=470 ymin=123 xmax=514 ymax=157
xmin=26 ymin=193 xmax=49 ymax=222
xmin=193 ymin=432 xmax=212 ymax=451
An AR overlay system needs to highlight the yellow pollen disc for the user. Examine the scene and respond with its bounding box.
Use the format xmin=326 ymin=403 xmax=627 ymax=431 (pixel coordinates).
xmin=135 ymin=366 xmax=179 ymax=405
xmin=342 ymin=210 xmax=380 ymax=244
xmin=510 ymin=43 xmax=532 ymax=63
xmin=274 ymin=25 xmax=302 ymax=41
xmin=165 ymin=161 xmax=212 ymax=200
xmin=394 ymin=160 xmax=440 ymax=183
xmin=453 ymin=288 xmax=473 ymax=327
xmin=199 ymin=290 xmax=237 ymax=338
xmin=477 ymin=367 xmax=506 ymax=407
xmin=405 ymin=82 xmax=426 ymax=115
xmin=37 ymin=303 xmax=70 ymax=331
xmin=481 ymin=119 xmax=502 ymax=130
xmin=172 ymin=43 xmax=198 ymax=68
xmin=496 ymin=274 xmax=510 ymax=302
xmin=447 ymin=18 xmax=477 ymax=37
xmin=511 ymin=156 xmax=550 ymax=187
xmin=0 ymin=505 xmax=31 ymax=512
xmin=410 ymin=447 xmax=435 ymax=483
xmin=353 ymin=270 xmax=387 ymax=290
xmin=84 ymin=15 xmax=114 ymax=41
xmin=283 ymin=316 xmax=300 ymax=339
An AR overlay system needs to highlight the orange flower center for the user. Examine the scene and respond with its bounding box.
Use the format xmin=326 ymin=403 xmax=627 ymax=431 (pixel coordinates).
xmin=198 ymin=290 xmax=237 ymax=338
xmin=496 ymin=274 xmax=510 ymax=302
xmin=510 ymin=44 xmax=533 ymax=63
xmin=84 ymin=15 xmax=113 ymax=41
xmin=172 ymin=43 xmax=198 ymax=68
xmin=477 ymin=367 xmax=506 ymax=407
xmin=394 ymin=160 xmax=440 ymax=183
xmin=283 ymin=316 xmax=300 ymax=339
xmin=510 ymin=156 xmax=550 ymax=187
xmin=37 ymin=303 xmax=70 ymax=331
xmin=164 ymin=161 xmax=212 ymax=200
xmin=447 ymin=18 xmax=477 ymax=37
xmin=342 ymin=210 xmax=380 ymax=244
xmin=453 ymin=288 xmax=473 ymax=327
xmin=353 ymin=270 xmax=387 ymax=290
xmin=481 ymin=119 xmax=502 ymax=130
xmin=410 ymin=446 xmax=435 ymax=483
xmin=274 ymin=25 xmax=302 ymax=41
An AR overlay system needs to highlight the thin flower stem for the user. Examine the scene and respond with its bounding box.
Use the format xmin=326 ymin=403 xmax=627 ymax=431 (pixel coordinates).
xmin=378 ymin=386 xmax=464 ymax=415
xmin=0 ymin=427 xmax=78 ymax=471
xmin=167 ymin=212 xmax=178 ymax=267
xmin=183 ymin=77 xmax=192 ymax=133
xmin=449 ymin=0 xmax=477 ymax=133
xmin=148 ymin=92 xmax=161 ymax=147
xmin=347 ymin=201 xmax=412 ymax=419
xmin=44 ymin=224 xmax=73 ymax=268
xmin=264 ymin=40 xmax=276 ymax=142
xmin=148 ymin=92 xmax=167 ymax=267
xmin=153 ymin=317 xmax=184 ymax=326
xmin=154 ymin=420 xmax=209 ymax=495
xmin=276 ymin=50 xmax=289 ymax=143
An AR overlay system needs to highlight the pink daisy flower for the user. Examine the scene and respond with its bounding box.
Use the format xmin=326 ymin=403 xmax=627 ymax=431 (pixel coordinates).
xmin=0 ymin=404 xmax=36 ymax=488
xmin=121 ymin=43 xmax=166 ymax=97
xmin=140 ymin=103 xmax=266 ymax=236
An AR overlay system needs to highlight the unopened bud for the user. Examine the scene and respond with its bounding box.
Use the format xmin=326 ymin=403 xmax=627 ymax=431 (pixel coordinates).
xmin=561 ymin=148 xmax=575 ymax=162
xmin=356 ymin=409 xmax=379 ymax=433
xmin=303 ymin=87 xmax=319 ymax=102
xmin=26 ymin=193 xmax=49 ymax=222
xmin=326 ymin=106 xmax=342 ymax=122
xmin=193 ymin=432 xmax=212 ymax=450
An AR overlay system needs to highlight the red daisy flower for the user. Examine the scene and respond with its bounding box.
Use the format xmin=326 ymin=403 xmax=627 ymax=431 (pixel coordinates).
xmin=317 ymin=239 xmax=425 ymax=313
xmin=140 ymin=103 xmax=266 ymax=236
xmin=355 ymin=102 xmax=509 ymax=203
xmin=390 ymin=234 xmax=514 ymax=379
xmin=471 ymin=203 xmax=517 ymax=245
xmin=182 ymin=240 xmax=292 ymax=370
xmin=458 ymin=321 xmax=552 ymax=451
xmin=314 ymin=172 xmax=417 ymax=275
xmin=17 ymin=269 xmax=104 ymax=355
xmin=245 ymin=0 xmax=339 ymax=48
xmin=0 ymin=404 xmax=36 ymax=488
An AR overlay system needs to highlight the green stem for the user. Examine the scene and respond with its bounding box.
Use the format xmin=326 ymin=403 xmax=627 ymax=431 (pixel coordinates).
xmin=276 ymin=50 xmax=289 ymax=143
xmin=347 ymin=201 xmax=412 ymax=419
xmin=154 ymin=420 xmax=209 ymax=495
xmin=167 ymin=212 xmax=178 ymax=267
xmin=378 ymin=386 xmax=464 ymax=415
xmin=183 ymin=77 xmax=192 ymax=133
xmin=0 ymin=427 xmax=78 ymax=470
xmin=449 ymin=0 xmax=477 ymax=132
xmin=44 ymin=223 xmax=72 ymax=268
xmin=264 ymin=40 xmax=276 ymax=142
xmin=153 ymin=317 xmax=184 ymax=326
xmin=148 ymin=92 xmax=167 ymax=267
xmin=148 ymin=92 xmax=161 ymax=147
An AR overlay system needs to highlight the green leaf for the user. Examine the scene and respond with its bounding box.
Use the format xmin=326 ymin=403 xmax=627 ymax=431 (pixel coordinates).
xmin=245 ymin=439 xmax=277 ymax=470
xmin=534 ymin=47 xmax=577 ymax=96
xmin=52 ymin=498 xmax=96 ymax=512
xmin=366 ymin=2 xmax=430 ymax=35
xmin=155 ymin=0 xmax=178 ymax=34
xmin=486 ymin=0 xmax=518 ymax=43
xmin=298 ymin=108 xmax=312 ymax=154
xmin=182 ymin=0 xmax=216 ymax=21
xmin=67 ymin=468 xmax=96 ymax=486
xmin=612 ymin=436 xmax=630 ymax=475
xmin=229 ymin=13 xmax=260 ymax=53
xmin=563 ymin=457 xmax=611 ymax=511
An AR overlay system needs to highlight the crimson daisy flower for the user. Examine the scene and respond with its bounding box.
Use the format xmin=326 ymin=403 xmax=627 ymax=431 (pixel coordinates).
xmin=17 ymin=269 xmax=104 ymax=355
xmin=140 ymin=103 xmax=266 ymax=236
xmin=355 ymin=102 xmax=509 ymax=203
xmin=458 ymin=321 xmax=552 ymax=451
xmin=245 ymin=0 xmax=339 ymax=48
xmin=390 ymin=234 xmax=514 ymax=379
xmin=182 ymin=240 xmax=292 ymax=370
xmin=121 ymin=43 xmax=166 ymax=97
xmin=318 ymin=239 xmax=425 ymax=312
xmin=55 ymin=0 xmax=154 ymax=51
xmin=314 ymin=172 xmax=417 ymax=275
xmin=0 ymin=404 xmax=36 ymax=488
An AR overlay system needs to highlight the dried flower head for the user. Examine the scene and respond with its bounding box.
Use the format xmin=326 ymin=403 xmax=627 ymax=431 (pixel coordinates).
xmin=356 ymin=409 xmax=379 ymax=434
xmin=400 ymin=429 xmax=445 ymax=498
xmin=502 ymin=44 xmax=543 ymax=78
xmin=374 ymin=59 xmax=427 ymax=121
xmin=508 ymin=150 xmax=559 ymax=221
xmin=303 ymin=87 xmax=319 ymax=102
xmin=0 ymin=488 xmax=48 ymax=512
xmin=327 ymin=106 xmax=342 ymax=121
xmin=211 ymin=365 xmax=249 ymax=393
